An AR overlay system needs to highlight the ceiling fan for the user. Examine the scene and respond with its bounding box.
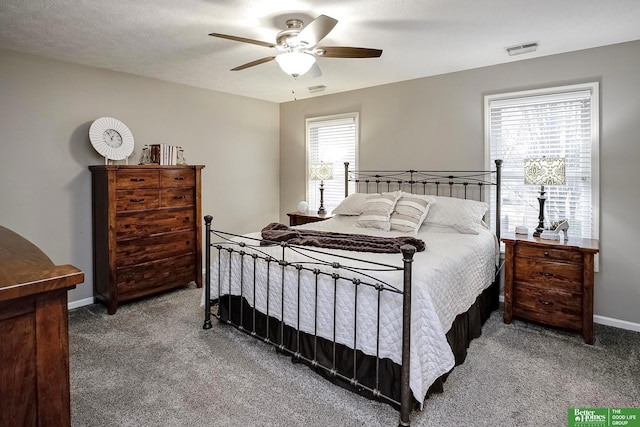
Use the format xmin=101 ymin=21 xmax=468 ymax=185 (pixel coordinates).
xmin=209 ymin=14 xmax=382 ymax=77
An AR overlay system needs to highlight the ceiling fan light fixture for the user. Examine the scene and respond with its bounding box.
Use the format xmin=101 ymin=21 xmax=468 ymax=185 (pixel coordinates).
xmin=275 ymin=51 xmax=316 ymax=77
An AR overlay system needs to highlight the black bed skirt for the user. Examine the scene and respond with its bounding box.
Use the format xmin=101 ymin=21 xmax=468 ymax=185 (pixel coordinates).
xmin=216 ymin=278 xmax=499 ymax=409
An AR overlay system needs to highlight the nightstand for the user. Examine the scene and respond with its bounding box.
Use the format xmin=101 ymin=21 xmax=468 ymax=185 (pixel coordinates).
xmin=287 ymin=212 xmax=333 ymax=226
xmin=502 ymin=233 xmax=599 ymax=344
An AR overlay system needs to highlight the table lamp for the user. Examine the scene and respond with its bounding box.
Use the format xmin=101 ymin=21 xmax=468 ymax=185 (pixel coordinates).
xmin=309 ymin=162 xmax=334 ymax=215
xmin=524 ymin=157 xmax=566 ymax=237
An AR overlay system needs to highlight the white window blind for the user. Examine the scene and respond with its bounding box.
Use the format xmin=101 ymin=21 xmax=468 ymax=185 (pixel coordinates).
xmin=485 ymin=83 xmax=599 ymax=240
xmin=306 ymin=114 xmax=358 ymax=214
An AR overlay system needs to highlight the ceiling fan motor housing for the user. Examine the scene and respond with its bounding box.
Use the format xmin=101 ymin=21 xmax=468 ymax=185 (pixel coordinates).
xmin=276 ymin=19 xmax=307 ymax=50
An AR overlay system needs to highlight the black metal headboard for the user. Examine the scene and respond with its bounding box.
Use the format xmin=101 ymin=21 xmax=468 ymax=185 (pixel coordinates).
xmin=344 ymin=159 xmax=503 ymax=241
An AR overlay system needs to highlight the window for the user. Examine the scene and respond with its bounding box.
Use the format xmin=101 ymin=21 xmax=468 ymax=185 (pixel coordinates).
xmin=485 ymin=83 xmax=599 ymax=240
xmin=306 ymin=113 xmax=358 ymax=214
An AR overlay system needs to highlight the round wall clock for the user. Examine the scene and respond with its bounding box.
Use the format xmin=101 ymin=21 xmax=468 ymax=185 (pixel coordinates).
xmin=89 ymin=117 xmax=134 ymax=163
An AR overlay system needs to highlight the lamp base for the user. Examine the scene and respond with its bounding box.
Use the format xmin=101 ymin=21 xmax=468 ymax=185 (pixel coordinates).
xmin=317 ymin=181 xmax=326 ymax=216
xmin=534 ymin=187 xmax=546 ymax=238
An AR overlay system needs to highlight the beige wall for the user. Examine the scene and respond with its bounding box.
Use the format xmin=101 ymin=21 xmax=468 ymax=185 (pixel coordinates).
xmin=280 ymin=40 xmax=640 ymax=326
xmin=0 ymin=48 xmax=280 ymax=305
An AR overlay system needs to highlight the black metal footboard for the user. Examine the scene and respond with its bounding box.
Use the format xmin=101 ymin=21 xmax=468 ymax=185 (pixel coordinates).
xmin=203 ymin=216 xmax=416 ymax=427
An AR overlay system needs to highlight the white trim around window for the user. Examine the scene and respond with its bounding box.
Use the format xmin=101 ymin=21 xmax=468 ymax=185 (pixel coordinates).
xmin=484 ymin=82 xmax=599 ymax=241
xmin=305 ymin=113 xmax=359 ymax=214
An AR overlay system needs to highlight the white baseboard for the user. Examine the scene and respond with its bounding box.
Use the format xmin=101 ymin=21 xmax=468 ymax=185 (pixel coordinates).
xmin=593 ymin=315 xmax=640 ymax=333
xmin=68 ymin=297 xmax=95 ymax=310
xmin=498 ymin=295 xmax=640 ymax=333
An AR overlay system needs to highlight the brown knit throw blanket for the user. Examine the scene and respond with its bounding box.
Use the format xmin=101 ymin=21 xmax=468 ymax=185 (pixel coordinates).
xmin=260 ymin=223 xmax=425 ymax=253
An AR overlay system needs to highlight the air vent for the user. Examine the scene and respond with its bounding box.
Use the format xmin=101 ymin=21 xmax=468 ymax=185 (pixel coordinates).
xmin=308 ymin=85 xmax=326 ymax=93
xmin=505 ymin=42 xmax=539 ymax=56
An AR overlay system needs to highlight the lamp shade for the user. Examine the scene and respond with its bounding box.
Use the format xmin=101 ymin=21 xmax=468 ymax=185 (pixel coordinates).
xmin=275 ymin=52 xmax=316 ymax=77
xmin=309 ymin=162 xmax=334 ymax=181
xmin=524 ymin=157 xmax=566 ymax=185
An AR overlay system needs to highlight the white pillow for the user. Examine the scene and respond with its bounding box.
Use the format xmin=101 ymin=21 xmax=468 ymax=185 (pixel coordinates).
xmin=390 ymin=193 xmax=434 ymax=234
xmin=423 ymin=195 xmax=488 ymax=234
xmin=356 ymin=192 xmax=400 ymax=231
xmin=332 ymin=193 xmax=370 ymax=215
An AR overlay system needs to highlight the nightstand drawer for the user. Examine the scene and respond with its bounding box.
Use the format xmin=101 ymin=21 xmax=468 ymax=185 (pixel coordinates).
xmin=116 ymin=170 xmax=160 ymax=189
xmin=514 ymin=258 xmax=583 ymax=292
xmin=116 ymin=189 xmax=160 ymax=211
xmin=515 ymin=245 xmax=583 ymax=264
xmin=513 ymin=284 xmax=582 ymax=330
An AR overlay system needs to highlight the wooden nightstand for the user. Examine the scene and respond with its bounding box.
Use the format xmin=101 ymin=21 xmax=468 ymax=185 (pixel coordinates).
xmin=502 ymin=233 xmax=599 ymax=344
xmin=287 ymin=212 xmax=333 ymax=226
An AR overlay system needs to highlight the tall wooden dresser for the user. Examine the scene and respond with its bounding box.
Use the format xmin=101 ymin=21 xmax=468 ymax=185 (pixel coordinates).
xmin=90 ymin=165 xmax=204 ymax=314
xmin=0 ymin=225 xmax=84 ymax=427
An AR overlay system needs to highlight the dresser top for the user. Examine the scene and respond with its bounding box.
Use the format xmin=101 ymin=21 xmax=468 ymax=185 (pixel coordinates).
xmin=0 ymin=226 xmax=84 ymax=300
xmin=89 ymin=164 xmax=204 ymax=171
xmin=501 ymin=231 xmax=599 ymax=253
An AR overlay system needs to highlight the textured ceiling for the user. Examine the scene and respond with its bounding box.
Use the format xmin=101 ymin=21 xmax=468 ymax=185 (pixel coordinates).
xmin=1 ymin=0 xmax=640 ymax=103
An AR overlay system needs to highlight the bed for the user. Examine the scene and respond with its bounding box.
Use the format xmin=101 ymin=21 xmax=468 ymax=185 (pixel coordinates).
xmin=202 ymin=161 xmax=503 ymax=426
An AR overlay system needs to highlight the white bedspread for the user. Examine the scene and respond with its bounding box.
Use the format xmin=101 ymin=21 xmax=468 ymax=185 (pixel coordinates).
xmin=203 ymin=215 xmax=498 ymax=404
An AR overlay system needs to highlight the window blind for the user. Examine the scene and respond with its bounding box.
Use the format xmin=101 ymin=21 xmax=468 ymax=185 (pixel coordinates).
xmin=306 ymin=114 xmax=358 ymax=214
xmin=485 ymin=83 xmax=599 ymax=240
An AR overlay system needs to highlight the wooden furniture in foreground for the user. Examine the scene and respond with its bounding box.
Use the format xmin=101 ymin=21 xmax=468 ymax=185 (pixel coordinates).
xmin=0 ymin=226 xmax=84 ymax=427
xmin=90 ymin=164 xmax=204 ymax=314
xmin=502 ymin=232 xmax=599 ymax=344
xmin=287 ymin=211 xmax=333 ymax=226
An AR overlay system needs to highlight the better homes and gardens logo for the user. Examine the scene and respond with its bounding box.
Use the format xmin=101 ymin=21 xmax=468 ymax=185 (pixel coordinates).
xmin=569 ymin=408 xmax=640 ymax=427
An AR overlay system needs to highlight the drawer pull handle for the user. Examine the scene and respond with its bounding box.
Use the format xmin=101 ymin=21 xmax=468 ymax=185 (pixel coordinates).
xmin=539 ymin=299 xmax=552 ymax=306
xmin=174 ymin=177 xmax=186 ymax=181
xmin=130 ymin=198 xmax=145 ymax=203
xmin=540 ymin=272 xmax=554 ymax=277
xmin=130 ymin=178 xmax=145 ymax=182
xmin=543 ymin=251 xmax=549 ymax=257
xmin=174 ymin=195 xmax=186 ymax=200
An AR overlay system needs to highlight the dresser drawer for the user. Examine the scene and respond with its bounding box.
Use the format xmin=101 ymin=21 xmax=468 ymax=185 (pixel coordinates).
xmin=161 ymin=169 xmax=195 ymax=187
xmin=161 ymin=187 xmax=194 ymax=208
xmin=116 ymin=208 xmax=195 ymax=240
xmin=515 ymin=244 xmax=583 ymax=264
xmin=116 ymin=189 xmax=160 ymax=211
xmin=116 ymin=254 xmax=196 ymax=297
xmin=514 ymin=257 xmax=583 ymax=292
xmin=116 ymin=170 xmax=160 ymax=189
xmin=513 ymin=283 xmax=582 ymax=330
xmin=116 ymin=231 xmax=196 ymax=267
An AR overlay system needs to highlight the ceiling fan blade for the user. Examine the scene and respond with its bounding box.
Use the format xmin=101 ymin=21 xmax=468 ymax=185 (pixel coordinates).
xmin=297 ymin=15 xmax=338 ymax=47
xmin=231 ymin=56 xmax=276 ymax=71
xmin=317 ymin=46 xmax=383 ymax=58
xmin=209 ymin=33 xmax=275 ymax=49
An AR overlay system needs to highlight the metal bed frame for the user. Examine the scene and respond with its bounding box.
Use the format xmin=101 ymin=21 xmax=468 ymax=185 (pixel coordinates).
xmin=203 ymin=160 xmax=502 ymax=427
